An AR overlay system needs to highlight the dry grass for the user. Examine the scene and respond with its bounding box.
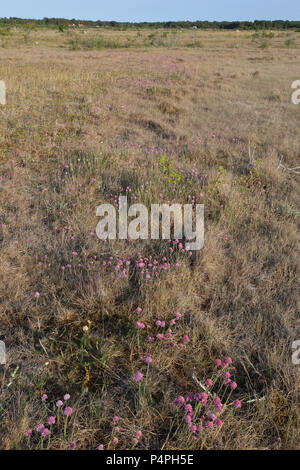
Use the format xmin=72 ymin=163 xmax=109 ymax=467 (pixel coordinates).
xmin=0 ymin=27 xmax=299 ymax=450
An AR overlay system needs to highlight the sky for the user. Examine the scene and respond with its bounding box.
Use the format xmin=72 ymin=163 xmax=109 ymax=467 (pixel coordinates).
xmin=1 ymin=0 xmax=300 ymax=22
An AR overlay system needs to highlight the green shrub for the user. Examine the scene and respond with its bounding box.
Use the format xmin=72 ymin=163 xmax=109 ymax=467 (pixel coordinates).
xmin=186 ymin=40 xmax=203 ymax=48
xmin=262 ymin=31 xmax=274 ymax=38
xmin=259 ymin=39 xmax=269 ymax=48
xmin=68 ymin=37 xmax=130 ymax=50
xmin=285 ymin=38 xmax=294 ymax=47
xmin=0 ymin=27 xmax=11 ymax=36
xmin=23 ymin=22 xmax=36 ymax=31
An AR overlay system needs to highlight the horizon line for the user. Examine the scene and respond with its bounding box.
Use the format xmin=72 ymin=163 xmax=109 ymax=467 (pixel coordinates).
xmin=1 ymin=16 xmax=299 ymax=23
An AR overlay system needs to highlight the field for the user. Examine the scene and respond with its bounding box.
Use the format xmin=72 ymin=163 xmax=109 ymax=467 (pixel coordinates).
xmin=0 ymin=26 xmax=299 ymax=450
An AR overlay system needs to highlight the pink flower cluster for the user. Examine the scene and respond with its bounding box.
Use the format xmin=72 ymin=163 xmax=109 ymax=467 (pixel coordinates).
xmin=215 ymin=357 xmax=237 ymax=390
xmin=102 ymin=248 xmax=189 ymax=281
xmin=135 ymin=311 xmax=190 ymax=350
xmin=174 ymin=357 xmax=242 ymax=442
xmin=97 ymin=416 xmax=143 ymax=450
xmin=25 ymin=393 xmax=73 ymax=447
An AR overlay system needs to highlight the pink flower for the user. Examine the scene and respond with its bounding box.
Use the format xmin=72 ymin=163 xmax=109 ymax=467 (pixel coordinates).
xmin=34 ymin=292 xmax=40 ymax=298
xmin=113 ymin=416 xmax=119 ymax=423
xmin=134 ymin=372 xmax=143 ymax=382
xmin=41 ymin=394 xmax=48 ymax=401
xmin=64 ymin=406 xmax=73 ymax=416
xmin=48 ymin=416 xmax=55 ymax=425
xmin=136 ymin=430 xmax=142 ymax=438
xmin=216 ymin=419 xmax=223 ymax=427
xmin=144 ymin=356 xmax=152 ymax=364
xmin=64 ymin=393 xmax=70 ymax=401
xmin=114 ymin=427 xmax=120 ymax=433
xmin=132 ymin=438 xmax=138 ymax=446
xmin=205 ymin=421 xmax=214 ymax=428
xmin=42 ymin=428 xmax=51 ymax=438
xmin=98 ymin=444 xmax=104 ymax=450
xmin=56 ymin=400 xmax=63 ymax=407
xmin=189 ymin=425 xmax=197 ymax=433
xmin=36 ymin=424 xmax=45 ymax=433
xmin=69 ymin=441 xmax=76 ymax=450
xmin=174 ymin=395 xmax=185 ymax=406
xmin=234 ymin=400 xmax=242 ymax=408
xmin=112 ymin=437 xmax=118 ymax=445
xmin=136 ymin=322 xmax=145 ymax=329
xmin=197 ymin=425 xmax=203 ymax=433
xmin=215 ymin=358 xmax=222 ymax=366
xmin=230 ymin=382 xmax=237 ymax=390
xmin=183 ymin=335 xmax=190 ymax=343
xmin=175 ymin=312 xmax=181 ymax=319
xmin=225 ymin=357 xmax=232 ymax=365
xmin=26 ymin=429 xmax=32 ymax=436
xmin=136 ymin=307 xmax=142 ymax=313
xmin=224 ymin=372 xmax=231 ymax=378
xmin=205 ymin=379 xmax=213 ymax=387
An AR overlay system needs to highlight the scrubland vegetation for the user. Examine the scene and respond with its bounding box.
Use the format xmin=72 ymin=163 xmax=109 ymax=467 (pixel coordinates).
xmin=0 ymin=26 xmax=299 ymax=450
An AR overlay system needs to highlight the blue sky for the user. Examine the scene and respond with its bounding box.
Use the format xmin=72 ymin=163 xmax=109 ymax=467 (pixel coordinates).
xmin=1 ymin=1 xmax=300 ymax=22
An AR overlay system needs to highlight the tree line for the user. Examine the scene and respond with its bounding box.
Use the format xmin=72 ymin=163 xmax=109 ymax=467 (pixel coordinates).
xmin=1 ymin=17 xmax=300 ymax=30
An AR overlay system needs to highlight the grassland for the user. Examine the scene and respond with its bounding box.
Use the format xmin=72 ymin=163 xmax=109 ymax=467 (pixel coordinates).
xmin=0 ymin=26 xmax=299 ymax=450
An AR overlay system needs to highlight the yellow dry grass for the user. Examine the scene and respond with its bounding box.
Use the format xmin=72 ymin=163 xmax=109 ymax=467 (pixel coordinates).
xmin=0 ymin=27 xmax=299 ymax=450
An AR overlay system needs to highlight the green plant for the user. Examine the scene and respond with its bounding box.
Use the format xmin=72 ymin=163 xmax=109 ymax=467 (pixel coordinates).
xmin=262 ymin=31 xmax=274 ymax=39
xmin=0 ymin=27 xmax=11 ymax=36
xmin=285 ymin=38 xmax=294 ymax=47
xmin=259 ymin=39 xmax=269 ymax=48
xmin=186 ymin=40 xmax=203 ymax=48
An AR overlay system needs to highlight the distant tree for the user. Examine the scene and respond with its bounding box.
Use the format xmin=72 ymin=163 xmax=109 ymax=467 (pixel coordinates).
xmin=0 ymin=17 xmax=298 ymax=31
